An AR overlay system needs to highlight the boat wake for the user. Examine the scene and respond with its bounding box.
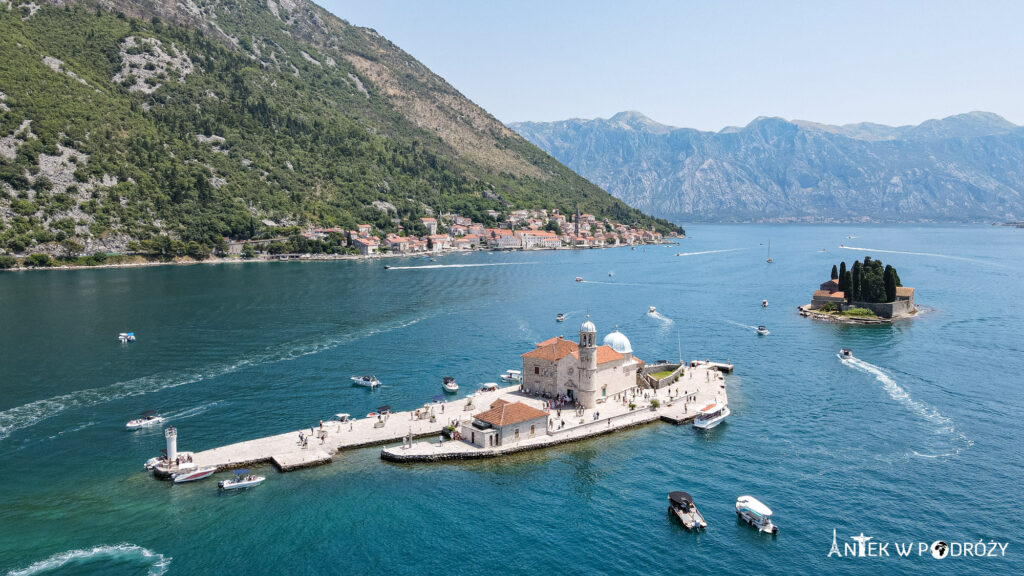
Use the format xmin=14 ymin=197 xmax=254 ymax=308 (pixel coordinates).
xmin=647 ymin=311 xmax=673 ymax=325
xmin=577 ymin=280 xmax=647 ymax=287
xmin=0 ymin=313 xmax=432 ymax=442
xmin=6 ymin=544 xmax=170 ymax=576
xmin=725 ymin=320 xmax=760 ymax=332
xmin=838 ymin=245 xmax=991 ymax=265
xmin=162 ymin=401 xmax=223 ymax=422
xmin=842 ymin=357 xmax=972 ymax=456
xmin=675 ymin=248 xmax=746 ymax=257
xmin=385 ymin=262 xmax=533 ymax=270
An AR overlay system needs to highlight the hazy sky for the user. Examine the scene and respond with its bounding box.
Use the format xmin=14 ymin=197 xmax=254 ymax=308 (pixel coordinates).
xmin=322 ymin=0 xmax=1023 ymax=131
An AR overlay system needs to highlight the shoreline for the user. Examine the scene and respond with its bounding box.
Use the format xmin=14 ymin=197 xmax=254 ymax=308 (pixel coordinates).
xmin=1 ymin=241 xmax=678 ymax=273
xmin=797 ymin=304 xmax=921 ymax=324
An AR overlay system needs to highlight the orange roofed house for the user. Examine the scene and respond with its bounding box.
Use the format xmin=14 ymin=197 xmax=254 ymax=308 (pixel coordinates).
xmin=520 ymin=318 xmax=644 ymax=408
xmin=460 ymin=399 xmax=549 ymax=448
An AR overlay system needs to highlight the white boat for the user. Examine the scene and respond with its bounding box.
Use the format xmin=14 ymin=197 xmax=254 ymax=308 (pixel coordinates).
xmin=575 ymin=276 xmax=583 ymax=282
xmin=693 ymin=402 xmax=730 ymax=430
xmin=479 ymin=382 xmax=499 ymax=392
xmin=350 ymin=375 xmax=381 ymax=388
xmin=649 ymin=306 xmax=656 ymax=313
xmin=126 ymin=411 xmax=163 ymax=429
xmin=762 ymin=299 xmax=768 ymax=308
xmin=757 ymin=325 xmax=769 ymax=336
xmin=442 ymin=376 xmax=458 ymax=394
xmin=500 ymin=369 xmax=522 ymax=383
xmin=556 ymin=313 xmax=566 ymax=322
xmin=838 ymin=348 xmax=853 ymax=360
xmin=668 ymin=491 xmax=706 ymax=530
xmin=219 ymin=469 xmax=265 ymax=490
xmin=736 ymin=495 xmax=778 ymax=534
xmin=118 ymin=332 xmax=136 ymax=343
xmin=144 ymin=456 xmax=163 ymax=470
xmin=172 ymin=466 xmax=216 ymax=483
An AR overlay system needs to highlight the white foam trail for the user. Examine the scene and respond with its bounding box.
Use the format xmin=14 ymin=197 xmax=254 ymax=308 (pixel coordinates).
xmin=385 ymin=262 xmax=533 ymax=270
xmin=7 ymin=544 xmax=170 ymax=576
xmin=843 ymin=357 xmax=971 ymax=454
xmin=725 ymin=320 xmax=759 ymax=332
xmin=648 ymin=311 xmax=673 ymax=325
xmin=675 ymin=248 xmax=746 ymax=257
xmin=162 ymin=401 xmax=223 ymax=421
xmin=0 ymin=314 xmax=431 ymax=441
xmin=838 ymin=245 xmax=987 ymax=264
xmin=578 ymin=280 xmax=647 ymax=287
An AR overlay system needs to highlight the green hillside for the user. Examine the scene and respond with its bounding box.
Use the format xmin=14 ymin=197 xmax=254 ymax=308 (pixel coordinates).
xmin=0 ymin=0 xmax=679 ymax=256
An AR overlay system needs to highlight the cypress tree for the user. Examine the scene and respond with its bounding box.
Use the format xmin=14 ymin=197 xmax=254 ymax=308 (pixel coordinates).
xmin=842 ymin=270 xmax=853 ymax=303
xmin=851 ymin=261 xmax=862 ymax=302
xmin=884 ymin=265 xmax=897 ymax=302
xmin=839 ymin=261 xmax=847 ymax=279
xmin=831 ymin=265 xmax=839 ymax=280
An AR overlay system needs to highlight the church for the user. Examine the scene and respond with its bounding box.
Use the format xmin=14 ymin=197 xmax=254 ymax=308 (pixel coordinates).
xmin=520 ymin=317 xmax=644 ymax=408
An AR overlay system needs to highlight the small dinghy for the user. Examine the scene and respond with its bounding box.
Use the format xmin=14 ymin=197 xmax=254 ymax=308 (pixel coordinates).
xmin=668 ymin=491 xmax=707 ymax=530
xmin=219 ymin=469 xmax=265 ymax=490
xmin=172 ymin=466 xmax=216 ymax=483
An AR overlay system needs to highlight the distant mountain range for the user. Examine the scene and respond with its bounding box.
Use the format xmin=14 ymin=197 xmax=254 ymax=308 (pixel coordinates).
xmin=510 ymin=111 xmax=1024 ymax=223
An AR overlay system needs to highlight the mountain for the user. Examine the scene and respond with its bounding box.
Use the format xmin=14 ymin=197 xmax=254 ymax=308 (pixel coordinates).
xmin=511 ymin=111 xmax=1024 ymax=223
xmin=0 ymin=1 xmax=679 ymax=256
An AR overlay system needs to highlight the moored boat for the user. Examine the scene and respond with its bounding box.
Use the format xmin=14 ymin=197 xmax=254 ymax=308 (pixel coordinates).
xmin=126 ymin=411 xmax=163 ymax=429
xmin=118 ymin=332 xmax=136 ymax=343
xmin=479 ymin=382 xmax=499 ymax=392
xmin=500 ymin=369 xmax=522 ymax=383
xmin=442 ymin=376 xmax=458 ymax=394
xmin=736 ymin=495 xmax=778 ymax=534
xmin=172 ymin=466 xmax=216 ymax=484
xmin=219 ymin=469 xmax=265 ymax=490
xmin=667 ymin=491 xmax=707 ymax=530
xmin=838 ymin=348 xmax=853 ymax=360
xmin=350 ymin=375 xmax=381 ymax=388
xmin=693 ymin=402 xmax=730 ymax=430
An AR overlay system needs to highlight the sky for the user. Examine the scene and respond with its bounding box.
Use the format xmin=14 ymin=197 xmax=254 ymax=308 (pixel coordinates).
xmin=322 ymin=0 xmax=1024 ymax=131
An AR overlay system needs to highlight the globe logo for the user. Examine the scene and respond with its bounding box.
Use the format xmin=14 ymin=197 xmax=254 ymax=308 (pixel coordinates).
xmin=930 ymin=541 xmax=949 ymax=559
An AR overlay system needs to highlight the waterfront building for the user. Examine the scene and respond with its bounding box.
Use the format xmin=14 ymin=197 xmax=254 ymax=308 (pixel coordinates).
xmin=521 ymin=319 xmax=644 ymax=408
xmin=357 ymin=224 xmax=372 ymax=238
xmin=460 ymin=400 xmax=549 ymax=448
xmin=420 ymin=217 xmax=438 ymax=234
xmin=352 ymin=236 xmax=378 ymax=255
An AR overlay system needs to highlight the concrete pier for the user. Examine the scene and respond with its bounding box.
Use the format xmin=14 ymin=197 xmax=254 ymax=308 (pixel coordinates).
xmin=149 ymin=362 xmax=730 ymax=476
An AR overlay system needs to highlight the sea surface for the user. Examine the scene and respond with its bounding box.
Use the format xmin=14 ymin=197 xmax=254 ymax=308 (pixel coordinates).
xmin=1 ymin=225 xmax=1021 ymax=575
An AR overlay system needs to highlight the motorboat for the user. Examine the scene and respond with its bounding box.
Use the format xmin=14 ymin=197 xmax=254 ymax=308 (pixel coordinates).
xmin=575 ymin=276 xmax=583 ymax=282
xmin=762 ymin=299 xmax=768 ymax=308
xmin=556 ymin=313 xmax=566 ymax=322
xmin=693 ymin=402 xmax=730 ymax=430
xmin=172 ymin=466 xmax=216 ymax=483
xmin=500 ymin=369 xmax=522 ymax=383
xmin=335 ymin=413 xmax=351 ymax=423
xmin=126 ymin=411 xmax=163 ymax=429
xmin=608 ymin=272 xmax=614 ymax=277
xmin=144 ymin=456 xmax=163 ymax=470
xmin=442 ymin=376 xmax=458 ymax=394
xmin=649 ymin=306 xmax=656 ymax=314
xmin=219 ymin=469 xmax=265 ymax=490
xmin=736 ymin=495 xmax=778 ymax=534
xmin=667 ymin=491 xmax=706 ymax=530
xmin=757 ymin=325 xmax=769 ymax=336
xmin=479 ymin=382 xmax=499 ymax=392
xmin=118 ymin=332 xmax=136 ymax=343
xmin=350 ymin=375 xmax=381 ymax=388
xmin=838 ymin=348 xmax=853 ymax=360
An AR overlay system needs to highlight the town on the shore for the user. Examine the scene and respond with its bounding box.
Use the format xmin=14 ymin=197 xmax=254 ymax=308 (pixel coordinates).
xmin=230 ymin=208 xmax=671 ymax=258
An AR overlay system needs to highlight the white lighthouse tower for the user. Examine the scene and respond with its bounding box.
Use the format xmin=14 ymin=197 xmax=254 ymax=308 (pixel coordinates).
xmin=165 ymin=426 xmax=177 ymax=463
xmin=577 ymin=315 xmax=598 ymax=407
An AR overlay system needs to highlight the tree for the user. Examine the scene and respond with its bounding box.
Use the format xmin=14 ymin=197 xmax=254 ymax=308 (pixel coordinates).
xmin=0 ymin=255 xmax=17 ymax=269
xmin=842 ymin=270 xmax=853 ymax=303
xmin=241 ymin=244 xmax=256 ymax=258
xmin=24 ymin=253 xmax=53 ymax=267
xmin=544 ymin=220 xmax=562 ymax=235
xmin=186 ymin=241 xmax=208 ymax=260
xmin=60 ymin=239 xmax=83 ymax=259
xmin=839 ymin=261 xmax=847 ymax=279
xmin=851 ymin=261 xmax=862 ymax=301
xmin=831 ymin=265 xmax=838 ymax=280
xmin=884 ymin=265 xmax=897 ymax=302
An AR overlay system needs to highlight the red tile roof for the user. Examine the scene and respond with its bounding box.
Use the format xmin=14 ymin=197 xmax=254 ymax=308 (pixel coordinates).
xmin=474 ymin=401 xmax=548 ymax=427
xmin=571 ymin=345 xmax=623 ymax=365
xmin=522 ymin=337 xmax=578 ymax=361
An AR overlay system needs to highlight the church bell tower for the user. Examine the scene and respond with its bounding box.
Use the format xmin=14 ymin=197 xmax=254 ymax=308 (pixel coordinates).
xmin=578 ymin=316 xmax=598 ymax=404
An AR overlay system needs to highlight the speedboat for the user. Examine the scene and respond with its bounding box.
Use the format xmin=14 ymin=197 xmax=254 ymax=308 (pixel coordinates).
xmin=126 ymin=411 xmax=163 ymax=429
xmin=556 ymin=313 xmax=566 ymax=322
xmin=118 ymin=332 xmax=136 ymax=343
xmin=668 ymin=491 xmax=706 ymax=530
xmin=736 ymin=495 xmax=778 ymax=534
xmin=442 ymin=376 xmax=458 ymax=394
xmin=219 ymin=469 xmax=265 ymax=490
xmin=757 ymin=325 xmax=769 ymax=336
xmin=693 ymin=402 xmax=730 ymax=430
xmin=479 ymin=382 xmax=499 ymax=392
xmin=351 ymin=375 xmax=381 ymax=388
xmin=500 ymin=369 xmax=522 ymax=383
xmin=838 ymin=348 xmax=853 ymax=360
xmin=172 ymin=466 xmax=216 ymax=483
xmin=762 ymin=299 xmax=768 ymax=308
xmin=575 ymin=276 xmax=583 ymax=282
xmin=649 ymin=306 xmax=656 ymax=313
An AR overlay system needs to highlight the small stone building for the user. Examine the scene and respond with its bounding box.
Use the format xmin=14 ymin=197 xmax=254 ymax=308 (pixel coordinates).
xmin=461 ymin=400 xmax=549 ymax=448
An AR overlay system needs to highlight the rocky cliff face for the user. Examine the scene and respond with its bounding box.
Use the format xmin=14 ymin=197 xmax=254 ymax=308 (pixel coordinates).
xmin=511 ymin=111 xmax=1024 ymax=223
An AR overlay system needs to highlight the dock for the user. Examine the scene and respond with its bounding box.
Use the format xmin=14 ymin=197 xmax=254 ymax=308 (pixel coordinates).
xmin=149 ymin=362 xmax=731 ymax=476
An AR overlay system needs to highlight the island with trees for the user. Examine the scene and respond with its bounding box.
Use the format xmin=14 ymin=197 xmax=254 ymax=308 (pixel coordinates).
xmin=800 ymin=256 xmax=917 ymax=323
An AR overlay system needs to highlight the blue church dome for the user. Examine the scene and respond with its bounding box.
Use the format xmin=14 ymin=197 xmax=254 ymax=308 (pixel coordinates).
xmin=602 ymin=330 xmax=632 ymax=355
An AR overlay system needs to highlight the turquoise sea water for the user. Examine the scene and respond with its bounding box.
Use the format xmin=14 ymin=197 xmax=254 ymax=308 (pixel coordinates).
xmin=1 ymin=225 xmax=1022 ymax=575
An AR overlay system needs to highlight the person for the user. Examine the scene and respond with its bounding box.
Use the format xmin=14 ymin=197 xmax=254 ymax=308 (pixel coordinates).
xmin=319 ymin=420 xmax=323 ymax=430
xmin=349 ymin=422 xmax=354 ymax=431
xmin=441 ymin=404 xmax=445 ymax=413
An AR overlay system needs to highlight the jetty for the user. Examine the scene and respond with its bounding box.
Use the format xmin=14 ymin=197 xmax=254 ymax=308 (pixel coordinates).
xmin=149 ymin=362 xmax=729 ymax=477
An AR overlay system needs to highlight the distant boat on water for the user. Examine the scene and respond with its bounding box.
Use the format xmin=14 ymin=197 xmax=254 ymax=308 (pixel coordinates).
xmin=351 ymin=375 xmax=381 ymax=388
xmin=766 ymin=240 xmax=773 ymax=263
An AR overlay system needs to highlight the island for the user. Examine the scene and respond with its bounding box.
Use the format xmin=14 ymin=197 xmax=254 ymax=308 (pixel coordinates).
xmin=799 ymin=256 xmax=917 ymax=323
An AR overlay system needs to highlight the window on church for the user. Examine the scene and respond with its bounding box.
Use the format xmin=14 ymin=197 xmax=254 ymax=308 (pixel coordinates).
xmin=530 ymin=425 xmax=535 ymax=437
xmin=534 ymin=366 xmax=539 ymax=374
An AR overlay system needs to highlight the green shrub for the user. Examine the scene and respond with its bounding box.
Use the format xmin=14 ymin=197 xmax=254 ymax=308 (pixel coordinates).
xmin=0 ymin=255 xmax=18 ymax=269
xmin=842 ymin=307 xmax=876 ymax=317
xmin=24 ymin=253 xmax=53 ymax=267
